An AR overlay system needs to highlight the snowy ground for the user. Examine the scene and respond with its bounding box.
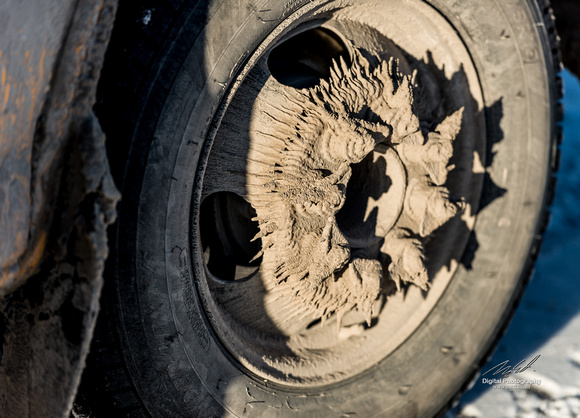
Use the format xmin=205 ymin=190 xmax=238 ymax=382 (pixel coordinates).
xmin=446 ymin=70 xmax=580 ymax=417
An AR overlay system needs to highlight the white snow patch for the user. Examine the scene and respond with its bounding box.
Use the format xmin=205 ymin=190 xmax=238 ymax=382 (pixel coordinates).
xmin=456 ymin=404 xmax=483 ymax=417
xmin=518 ymin=370 xmax=580 ymax=400
xmin=567 ymin=397 xmax=580 ymax=416
xmin=569 ymin=350 xmax=580 ymax=368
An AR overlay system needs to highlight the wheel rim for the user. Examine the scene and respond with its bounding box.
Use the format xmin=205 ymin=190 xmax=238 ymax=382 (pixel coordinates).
xmin=192 ymin=0 xmax=485 ymax=386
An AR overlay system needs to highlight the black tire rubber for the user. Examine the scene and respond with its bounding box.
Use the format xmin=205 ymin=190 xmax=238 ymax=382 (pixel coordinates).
xmin=76 ymin=0 xmax=562 ymax=416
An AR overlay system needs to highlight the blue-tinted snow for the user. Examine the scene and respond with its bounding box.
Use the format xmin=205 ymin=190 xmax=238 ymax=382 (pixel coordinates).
xmin=448 ymin=70 xmax=580 ymax=418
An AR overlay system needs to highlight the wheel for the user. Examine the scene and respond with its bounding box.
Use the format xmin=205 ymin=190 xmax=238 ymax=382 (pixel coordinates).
xmin=78 ymin=0 xmax=561 ymax=416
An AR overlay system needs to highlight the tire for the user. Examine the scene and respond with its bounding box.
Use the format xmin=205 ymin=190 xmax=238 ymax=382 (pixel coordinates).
xmin=77 ymin=0 xmax=561 ymax=416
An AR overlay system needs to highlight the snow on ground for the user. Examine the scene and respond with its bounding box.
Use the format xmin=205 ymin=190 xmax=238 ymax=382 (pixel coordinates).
xmin=446 ymin=70 xmax=580 ymax=417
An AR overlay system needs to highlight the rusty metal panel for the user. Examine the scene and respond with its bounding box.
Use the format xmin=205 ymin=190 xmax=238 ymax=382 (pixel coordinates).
xmin=0 ymin=1 xmax=119 ymax=416
xmin=0 ymin=1 xmax=77 ymax=294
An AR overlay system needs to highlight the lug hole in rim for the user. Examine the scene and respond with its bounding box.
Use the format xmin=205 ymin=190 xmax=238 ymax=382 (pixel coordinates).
xmin=200 ymin=192 xmax=262 ymax=281
xmin=268 ymin=27 xmax=350 ymax=88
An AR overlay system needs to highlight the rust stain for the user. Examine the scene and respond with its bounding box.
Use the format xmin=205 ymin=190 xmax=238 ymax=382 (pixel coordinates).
xmin=24 ymin=50 xmax=33 ymax=75
xmin=3 ymin=83 xmax=9 ymax=107
xmin=0 ymin=51 xmax=7 ymax=132
xmin=0 ymin=230 xmax=46 ymax=291
xmin=27 ymin=48 xmax=45 ymax=126
xmin=14 ymin=84 xmax=23 ymax=110
xmin=39 ymin=48 xmax=46 ymax=82
xmin=35 ymin=48 xmax=46 ymax=106
xmin=23 ymin=230 xmax=47 ymax=276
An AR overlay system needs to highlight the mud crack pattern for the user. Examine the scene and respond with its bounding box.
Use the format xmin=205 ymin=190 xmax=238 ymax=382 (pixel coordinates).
xmin=241 ymin=48 xmax=464 ymax=326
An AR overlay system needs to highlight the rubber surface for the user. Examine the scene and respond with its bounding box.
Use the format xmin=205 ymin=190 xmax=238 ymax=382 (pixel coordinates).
xmin=76 ymin=0 xmax=562 ymax=416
